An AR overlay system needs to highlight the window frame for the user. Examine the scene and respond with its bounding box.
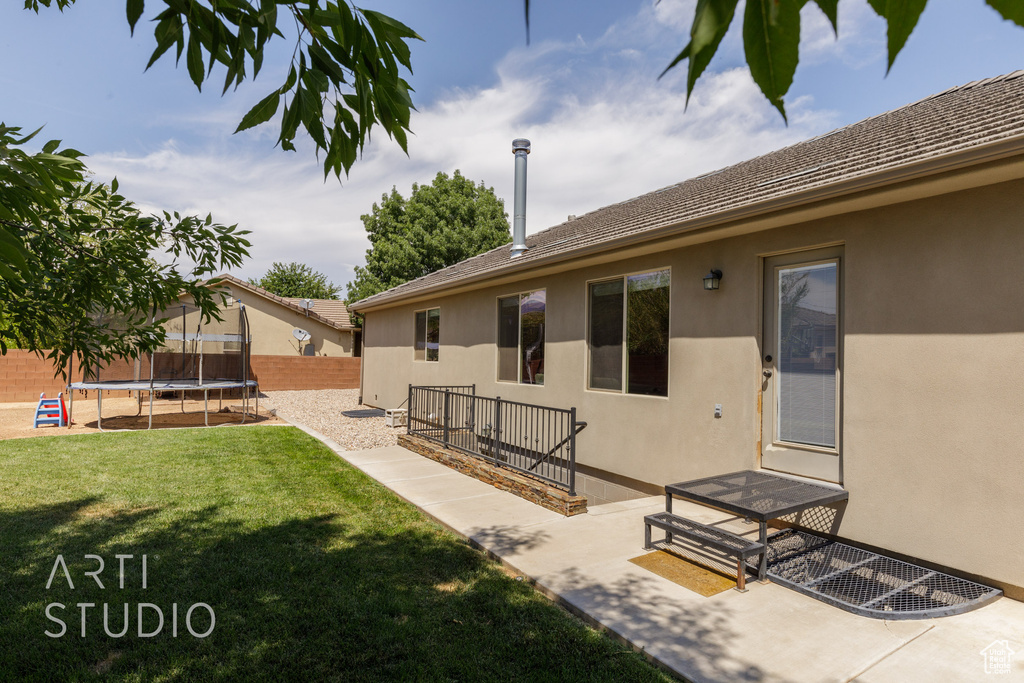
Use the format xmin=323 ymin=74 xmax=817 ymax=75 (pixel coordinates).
xmin=495 ymin=288 xmax=547 ymax=386
xmin=413 ymin=306 xmax=441 ymax=363
xmin=585 ymin=267 xmax=671 ymax=398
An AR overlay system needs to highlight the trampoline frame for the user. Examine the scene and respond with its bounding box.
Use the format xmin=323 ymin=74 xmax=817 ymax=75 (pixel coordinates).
xmin=67 ymin=378 xmax=260 ymax=430
xmin=67 ymin=303 xmax=260 ymax=430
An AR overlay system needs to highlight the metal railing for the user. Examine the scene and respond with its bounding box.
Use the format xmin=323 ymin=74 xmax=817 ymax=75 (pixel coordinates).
xmin=407 ymin=385 xmax=586 ymax=495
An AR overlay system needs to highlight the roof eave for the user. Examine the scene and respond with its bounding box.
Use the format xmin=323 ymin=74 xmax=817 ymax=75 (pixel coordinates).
xmin=213 ymin=275 xmax=359 ymax=331
xmin=351 ymin=133 xmax=1024 ymax=314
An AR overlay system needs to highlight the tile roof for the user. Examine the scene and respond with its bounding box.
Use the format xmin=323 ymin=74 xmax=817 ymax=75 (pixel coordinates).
xmin=282 ymin=297 xmax=355 ymax=329
xmin=214 ymin=274 xmax=358 ymax=330
xmin=351 ymin=71 xmax=1024 ymax=311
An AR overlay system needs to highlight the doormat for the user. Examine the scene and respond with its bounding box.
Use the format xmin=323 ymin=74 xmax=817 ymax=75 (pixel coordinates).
xmin=629 ymin=550 xmax=736 ymax=597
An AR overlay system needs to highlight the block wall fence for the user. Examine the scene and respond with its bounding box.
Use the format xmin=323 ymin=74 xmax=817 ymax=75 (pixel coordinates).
xmin=0 ymin=351 xmax=360 ymax=402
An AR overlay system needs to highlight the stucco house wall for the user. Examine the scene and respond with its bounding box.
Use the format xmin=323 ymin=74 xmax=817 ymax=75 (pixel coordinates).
xmin=358 ymin=177 xmax=1024 ymax=597
xmin=191 ymin=277 xmax=359 ymax=358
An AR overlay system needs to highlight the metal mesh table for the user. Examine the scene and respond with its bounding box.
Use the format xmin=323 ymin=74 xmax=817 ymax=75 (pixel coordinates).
xmin=665 ymin=470 xmax=849 ymax=580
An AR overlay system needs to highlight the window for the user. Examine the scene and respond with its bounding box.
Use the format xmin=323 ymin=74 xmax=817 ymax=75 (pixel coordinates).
xmin=414 ymin=308 xmax=440 ymax=362
xmin=777 ymin=261 xmax=838 ymax=448
xmin=497 ymin=290 xmax=545 ymax=384
xmin=588 ymin=270 xmax=669 ymax=396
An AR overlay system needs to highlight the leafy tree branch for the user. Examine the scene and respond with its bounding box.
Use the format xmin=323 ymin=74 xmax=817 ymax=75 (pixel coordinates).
xmin=527 ymin=0 xmax=1024 ymax=122
xmin=0 ymin=124 xmax=251 ymax=379
xmin=25 ymin=0 xmax=422 ymax=179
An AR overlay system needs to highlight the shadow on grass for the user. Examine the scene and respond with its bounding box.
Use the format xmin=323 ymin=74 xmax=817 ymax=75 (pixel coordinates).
xmin=0 ymin=497 xmax=672 ymax=682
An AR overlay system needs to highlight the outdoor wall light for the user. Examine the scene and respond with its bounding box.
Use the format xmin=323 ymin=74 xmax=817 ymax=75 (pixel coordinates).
xmin=703 ymin=269 xmax=723 ymax=290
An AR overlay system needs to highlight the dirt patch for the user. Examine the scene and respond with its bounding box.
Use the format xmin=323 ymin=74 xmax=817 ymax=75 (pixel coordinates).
xmin=0 ymin=394 xmax=280 ymax=441
xmin=76 ymin=502 xmax=159 ymax=520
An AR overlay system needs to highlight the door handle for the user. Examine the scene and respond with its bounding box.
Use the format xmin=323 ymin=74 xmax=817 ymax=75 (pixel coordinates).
xmin=763 ymin=370 xmax=773 ymax=378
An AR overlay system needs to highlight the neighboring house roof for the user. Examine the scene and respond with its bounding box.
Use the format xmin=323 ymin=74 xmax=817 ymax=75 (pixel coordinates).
xmin=351 ymin=71 xmax=1024 ymax=311
xmin=212 ymin=274 xmax=359 ymax=331
xmin=790 ymin=306 xmax=837 ymax=329
xmin=282 ymin=297 xmax=356 ymax=329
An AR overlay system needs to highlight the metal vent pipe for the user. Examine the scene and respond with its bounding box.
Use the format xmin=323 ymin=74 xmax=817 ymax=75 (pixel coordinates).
xmin=511 ymin=138 xmax=530 ymax=257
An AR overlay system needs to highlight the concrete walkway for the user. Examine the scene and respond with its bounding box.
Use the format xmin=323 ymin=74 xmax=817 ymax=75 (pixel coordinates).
xmin=322 ymin=437 xmax=1021 ymax=682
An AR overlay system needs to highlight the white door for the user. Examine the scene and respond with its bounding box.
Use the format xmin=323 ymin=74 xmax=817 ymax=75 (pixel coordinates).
xmin=761 ymin=248 xmax=842 ymax=483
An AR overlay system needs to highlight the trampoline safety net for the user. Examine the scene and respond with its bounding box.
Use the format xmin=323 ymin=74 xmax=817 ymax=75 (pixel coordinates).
xmin=83 ymin=303 xmax=252 ymax=388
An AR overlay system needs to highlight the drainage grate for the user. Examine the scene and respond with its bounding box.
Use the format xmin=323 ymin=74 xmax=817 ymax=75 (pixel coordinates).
xmin=759 ymin=530 xmax=1002 ymax=619
xmin=341 ymin=409 xmax=386 ymax=418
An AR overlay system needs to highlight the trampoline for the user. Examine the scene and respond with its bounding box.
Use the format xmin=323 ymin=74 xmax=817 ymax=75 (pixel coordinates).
xmin=68 ymin=302 xmax=259 ymax=430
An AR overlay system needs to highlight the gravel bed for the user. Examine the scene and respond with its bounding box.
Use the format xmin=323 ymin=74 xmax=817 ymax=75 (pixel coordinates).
xmin=261 ymin=389 xmax=400 ymax=451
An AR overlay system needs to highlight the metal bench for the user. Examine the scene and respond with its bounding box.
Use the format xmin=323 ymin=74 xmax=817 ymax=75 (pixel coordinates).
xmin=644 ymin=512 xmax=764 ymax=591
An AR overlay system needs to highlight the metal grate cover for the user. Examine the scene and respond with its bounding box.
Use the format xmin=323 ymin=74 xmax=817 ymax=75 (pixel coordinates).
xmin=341 ymin=409 xmax=386 ymax=418
xmin=759 ymin=530 xmax=1002 ymax=619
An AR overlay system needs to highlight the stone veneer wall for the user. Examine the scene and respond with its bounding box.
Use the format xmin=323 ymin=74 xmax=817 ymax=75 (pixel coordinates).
xmin=398 ymin=433 xmax=588 ymax=517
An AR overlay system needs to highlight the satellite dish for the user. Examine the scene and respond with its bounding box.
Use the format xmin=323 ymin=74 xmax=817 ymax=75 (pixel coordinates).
xmin=300 ymin=299 xmax=315 ymax=310
xmin=292 ymin=328 xmax=311 ymax=342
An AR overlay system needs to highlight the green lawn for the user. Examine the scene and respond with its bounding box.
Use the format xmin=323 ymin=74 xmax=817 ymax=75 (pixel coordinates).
xmin=0 ymin=427 xmax=672 ymax=682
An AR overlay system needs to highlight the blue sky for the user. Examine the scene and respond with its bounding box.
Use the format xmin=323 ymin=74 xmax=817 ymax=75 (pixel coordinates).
xmin=1 ymin=1 xmax=1021 ymax=294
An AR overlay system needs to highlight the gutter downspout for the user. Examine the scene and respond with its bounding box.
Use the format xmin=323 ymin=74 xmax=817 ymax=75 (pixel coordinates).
xmin=358 ymin=318 xmax=365 ymax=405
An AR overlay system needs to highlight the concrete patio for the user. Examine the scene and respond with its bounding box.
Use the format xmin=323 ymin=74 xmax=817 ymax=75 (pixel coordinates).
xmin=293 ymin=419 xmax=1021 ymax=682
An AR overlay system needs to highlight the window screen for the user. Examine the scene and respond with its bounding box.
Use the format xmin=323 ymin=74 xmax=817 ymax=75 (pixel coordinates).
xmin=777 ymin=262 xmax=837 ymax=447
xmin=589 ymin=270 xmax=669 ymax=396
xmin=414 ymin=308 xmax=440 ymax=362
xmin=497 ymin=291 xmax=545 ymax=384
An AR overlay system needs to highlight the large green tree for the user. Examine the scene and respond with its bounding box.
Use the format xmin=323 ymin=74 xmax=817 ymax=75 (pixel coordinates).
xmin=254 ymin=261 xmax=341 ymax=299
xmin=0 ymin=125 xmax=250 ymax=378
xmin=347 ymin=171 xmax=511 ymax=304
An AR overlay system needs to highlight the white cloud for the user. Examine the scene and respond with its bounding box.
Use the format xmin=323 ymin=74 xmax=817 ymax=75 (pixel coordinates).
xmin=800 ymin=0 xmax=886 ymax=68
xmin=87 ymin=0 xmax=841 ymax=295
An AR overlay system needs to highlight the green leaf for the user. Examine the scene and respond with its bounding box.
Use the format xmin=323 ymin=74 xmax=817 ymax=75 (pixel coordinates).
xmin=743 ymin=0 xmax=802 ymax=121
xmin=308 ymin=42 xmax=348 ymax=85
xmin=235 ymin=90 xmax=281 ymax=133
xmin=0 ymin=227 xmax=29 ymax=273
xmin=810 ymin=0 xmax=839 ymax=34
xmin=662 ymin=0 xmax=740 ymax=107
xmin=186 ymin=32 xmax=204 ymax=90
xmin=867 ymin=0 xmax=928 ymax=73
xmin=986 ymin=0 xmax=1024 ymax=26
xmin=360 ymin=10 xmax=422 ymax=42
xmin=659 ymin=43 xmax=691 ymax=80
xmin=111 ymin=176 xmax=119 ymax=192
xmin=42 ymin=139 xmax=61 ymax=154
xmin=0 ymin=260 xmax=20 ymax=283
xmin=127 ymin=0 xmax=145 ymax=36
xmin=13 ymin=126 xmax=44 ymax=145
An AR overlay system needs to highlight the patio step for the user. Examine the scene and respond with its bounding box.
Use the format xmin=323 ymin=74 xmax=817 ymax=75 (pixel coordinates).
xmin=644 ymin=512 xmax=764 ymax=591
